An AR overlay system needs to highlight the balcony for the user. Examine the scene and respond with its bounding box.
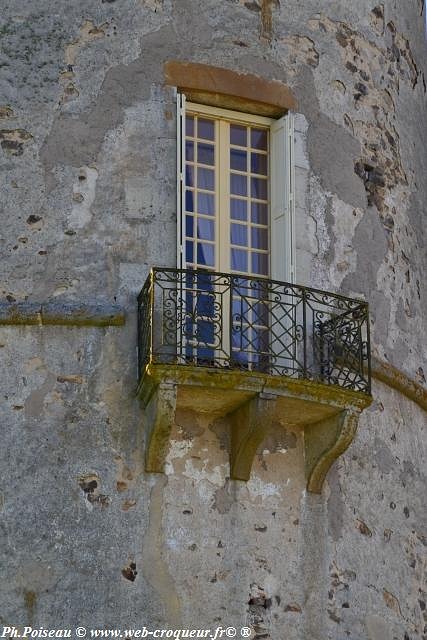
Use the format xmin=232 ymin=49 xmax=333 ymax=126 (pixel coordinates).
xmin=137 ymin=268 xmax=372 ymax=492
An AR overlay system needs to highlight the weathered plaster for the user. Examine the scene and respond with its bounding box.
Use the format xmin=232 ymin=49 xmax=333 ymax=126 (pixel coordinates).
xmin=0 ymin=1 xmax=425 ymax=637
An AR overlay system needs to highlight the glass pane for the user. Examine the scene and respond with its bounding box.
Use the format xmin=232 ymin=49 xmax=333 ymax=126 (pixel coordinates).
xmin=231 ymin=199 xmax=247 ymax=221
xmin=258 ymin=328 xmax=269 ymax=352
xmin=185 ymin=141 xmax=194 ymax=161
xmin=230 ymin=149 xmax=247 ymax=172
xmin=186 ymin=240 xmax=193 ymax=263
xmin=197 ymin=292 xmax=214 ymax=317
xmin=185 ymin=271 xmax=196 ymax=289
xmin=185 ymin=190 xmax=194 ymax=212
xmin=251 ymin=153 xmax=268 ymax=175
xmin=185 ymin=116 xmax=194 ymax=137
xmin=231 ymin=248 xmax=248 ymax=272
xmin=197 ymin=168 xmax=214 ymax=190
xmin=197 ymin=319 xmax=215 ymax=345
xmin=198 ymin=192 xmax=215 ymax=215
xmin=233 ymin=276 xmax=250 ymax=296
xmin=231 ymin=223 xmax=247 ymax=247
xmin=197 ymin=143 xmax=214 ymax=166
xmin=251 ymin=177 xmax=268 ymax=200
xmin=197 ymin=218 xmax=215 ymax=241
xmin=251 ymin=202 xmax=268 ymax=224
xmin=251 ymin=252 xmax=269 ymax=275
xmin=185 ymin=164 xmax=194 ymax=187
xmin=197 ymin=272 xmax=214 ymax=291
xmin=251 ymin=128 xmax=267 ymax=150
xmin=232 ymin=296 xmax=249 ymax=320
xmin=198 ymin=118 xmax=215 ymax=141
xmin=230 ymin=124 xmax=247 ymax=147
xmin=232 ymin=327 xmax=250 ymax=351
xmin=186 ymin=215 xmax=194 ymax=238
xmin=197 ymin=242 xmax=215 ymax=266
xmin=230 ymin=173 xmax=247 ymax=196
xmin=251 ymin=227 xmax=268 ymax=250
xmin=252 ymin=301 xmax=268 ymax=326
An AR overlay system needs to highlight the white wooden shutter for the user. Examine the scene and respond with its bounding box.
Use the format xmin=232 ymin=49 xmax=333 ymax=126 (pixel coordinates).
xmin=176 ymin=92 xmax=186 ymax=269
xmin=270 ymin=112 xmax=295 ymax=284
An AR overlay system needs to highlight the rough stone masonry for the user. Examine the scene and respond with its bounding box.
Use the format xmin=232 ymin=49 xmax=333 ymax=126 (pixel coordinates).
xmin=0 ymin=2 xmax=426 ymax=639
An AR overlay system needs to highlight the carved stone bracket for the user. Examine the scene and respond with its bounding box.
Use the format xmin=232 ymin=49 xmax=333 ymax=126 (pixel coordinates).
xmin=304 ymin=409 xmax=360 ymax=494
xmin=230 ymin=393 xmax=278 ymax=481
xmin=144 ymin=382 xmax=177 ymax=473
xmin=138 ymin=364 xmax=371 ymax=492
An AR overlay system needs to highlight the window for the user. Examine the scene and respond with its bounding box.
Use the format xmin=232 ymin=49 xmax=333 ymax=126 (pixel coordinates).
xmin=176 ymin=97 xmax=295 ymax=284
xmin=176 ymin=95 xmax=295 ymax=368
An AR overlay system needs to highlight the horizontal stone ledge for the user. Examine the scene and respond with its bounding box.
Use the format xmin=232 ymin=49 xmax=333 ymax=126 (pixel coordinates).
xmin=0 ymin=301 xmax=125 ymax=327
xmin=371 ymin=356 xmax=427 ymax=412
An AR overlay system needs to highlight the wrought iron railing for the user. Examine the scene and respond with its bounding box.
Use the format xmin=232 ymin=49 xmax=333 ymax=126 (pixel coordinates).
xmin=137 ymin=268 xmax=371 ymax=394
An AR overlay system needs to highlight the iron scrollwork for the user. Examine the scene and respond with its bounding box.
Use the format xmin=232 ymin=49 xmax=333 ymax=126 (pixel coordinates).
xmin=137 ymin=268 xmax=371 ymax=394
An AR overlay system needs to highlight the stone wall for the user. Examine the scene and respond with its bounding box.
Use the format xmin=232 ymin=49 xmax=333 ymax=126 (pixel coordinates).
xmin=0 ymin=2 xmax=425 ymax=639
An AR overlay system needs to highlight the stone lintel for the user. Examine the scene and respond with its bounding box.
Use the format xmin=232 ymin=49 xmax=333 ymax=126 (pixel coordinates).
xmin=164 ymin=61 xmax=297 ymax=116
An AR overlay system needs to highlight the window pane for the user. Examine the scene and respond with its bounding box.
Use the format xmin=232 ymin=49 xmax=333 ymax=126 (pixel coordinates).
xmin=186 ymin=116 xmax=194 ymax=137
xmin=231 ymin=248 xmax=248 ymax=272
xmin=197 ymin=242 xmax=215 ymax=266
xmin=197 ymin=272 xmax=214 ymax=291
xmin=251 ymin=252 xmax=269 ymax=275
xmin=198 ymin=192 xmax=215 ymax=215
xmin=197 ymin=218 xmax=215 ymax=241
xmin=186 ymin=240 xmax=193 ymax=263
xmin=252 ymin=301 xmax=268 ymax=326
xmin=230 ymin=199 xmax=247 ymax=221
xmin=198 ymin=118 xmax=215 ymax=141
xmin=197 ymin=168 xmax=215 ymax=190
xmin=251 ymin=227 xmax=268 ymax=249
xmin=185 ymin=164 xmax=194 ymax=187
xmin=251 ymin=128 xmax=267 ymax=150
xmin=185 ymin=190 xmax=194 ymax=212
xmin=185 ymin=141 xmax=194 ymax=161
xmin=230 ymin=149 xmax=247 ymax=171
xmin=251 ymin=202 xmax=268 ymax=224
xmin=251 ymin=328 xmax=269 ymax=353
xmin=251 ymin=177 xmax=268 ymax=200
xmin=230 ymin=173 xmax=247 ymax=196
xmin=231 ymin=223 xmax=247 ymax=247
xmin=197 ymin=292 xmax=214 ymax=317
xmin=251 ymin=153 xmax=268 ymax=175
xmin=197 ymin=319 xmax=215 ymax=345
xmin=230 ymin=124 xmax=247 ymax=147
xmin=186 ymin=215 xmax=194 ymax=238
xmin=232 ymin=296 xmax=249 ymax=320
xmin=233 ymin=326 xmax=250 ymax=350
xmin=197 ymin=143 xmax=214 ymax=166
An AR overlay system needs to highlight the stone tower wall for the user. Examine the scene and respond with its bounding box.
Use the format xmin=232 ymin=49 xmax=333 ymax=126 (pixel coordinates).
xmin=0 ymin=2 xmax=426 ymax=639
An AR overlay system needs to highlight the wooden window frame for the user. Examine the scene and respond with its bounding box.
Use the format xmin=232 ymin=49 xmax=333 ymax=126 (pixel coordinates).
xmin=177 ymin=94 xmax=296 ymax=284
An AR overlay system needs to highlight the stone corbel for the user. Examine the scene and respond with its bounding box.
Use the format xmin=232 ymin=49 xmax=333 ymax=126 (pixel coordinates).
xmin=143 ymin=382 xmax=177 ymax=473
xmin=304 ymin=409 xmax=360 ymax=494
xmin=229 ymin=393 xmax=278 ymax=481
xmin=139 ymin=365 xmax=369 ymax=492
xmin=229 ymin=397 xmax=361 ymax=492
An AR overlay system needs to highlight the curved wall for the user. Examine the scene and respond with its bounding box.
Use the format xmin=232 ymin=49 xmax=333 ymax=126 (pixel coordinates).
xmin=0 ymin=2 xmax=425 ymax=639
